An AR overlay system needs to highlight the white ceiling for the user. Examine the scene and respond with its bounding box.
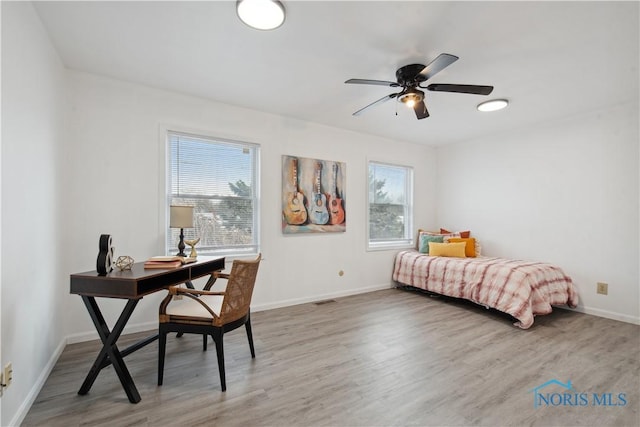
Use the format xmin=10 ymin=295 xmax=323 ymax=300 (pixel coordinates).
xmin=33 ymin=1 xmax=639 ymax=146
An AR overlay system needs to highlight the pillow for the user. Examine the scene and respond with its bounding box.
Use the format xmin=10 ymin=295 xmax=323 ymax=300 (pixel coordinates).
xmin=440 ymin=228 xmax=471 ymax=239
xmin=419 ymin=234 xmax=444 ymax=254
xmin=428 ymin=242 xmax=467 ymax=258
xmin=415 ymin=229 xmax=431 ymax=250
xmin=445 ymin=235 xmax=482 ymax=257
xmin=421 ymin=230 xmax=461 ymax=239
xmin=416 ymin=229 xmax=458 ymax=250
xmin=446 ymin=237 xmax=477 ymax=257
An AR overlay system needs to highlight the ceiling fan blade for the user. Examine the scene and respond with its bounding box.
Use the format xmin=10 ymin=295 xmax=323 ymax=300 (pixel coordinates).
xmin=418 ymin=53 xmax=459 ymax=80
xmin=426 ymin=84 xmax=494 ymax=95
xmin=345 ymin=79 xmax=399 ymax=87
xmin=353 ymin=93 xmax=398 ymax=116
xmin=414 ymin=100 xmax=429 ymax=120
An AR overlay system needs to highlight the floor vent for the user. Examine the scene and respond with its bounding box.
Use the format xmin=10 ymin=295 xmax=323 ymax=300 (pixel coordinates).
xmin=314 ymin=299 xmax=337 ymax=305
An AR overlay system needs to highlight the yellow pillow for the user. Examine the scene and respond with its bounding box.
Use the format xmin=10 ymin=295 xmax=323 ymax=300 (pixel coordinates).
xmin=446 ymin=237 xmax=477 ymax=257
xmin=428 ymin=242 xmax=467 ymax=258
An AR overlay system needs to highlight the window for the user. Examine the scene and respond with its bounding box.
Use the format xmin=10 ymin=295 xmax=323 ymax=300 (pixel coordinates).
xmin=167 ymin=131 xmax=260 ymax=257
xmin=367 ymin=161 xmax=413 ymax=250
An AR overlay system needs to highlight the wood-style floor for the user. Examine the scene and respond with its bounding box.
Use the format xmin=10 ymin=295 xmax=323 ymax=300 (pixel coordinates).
xmin=23 ymin=288 xmax=640 ymax=426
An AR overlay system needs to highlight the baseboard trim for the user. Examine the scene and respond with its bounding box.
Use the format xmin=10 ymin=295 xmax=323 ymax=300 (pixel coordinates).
xmin=250 ymin=283 xmax=394 ymax=312
xmin=65 ymin=286 xmax=640 ymax=344
xmin=9 ymin=339 xmax=66 ymax=427
xmin=65 ymin=321 xmax=159 ymax=345
xmin=12 ymin=322 xmax=159 ymax=426
xmin=565 ymin=305 xmax=640 ymax=325
xmin=66 ymin=284 xmax=394 ymax=344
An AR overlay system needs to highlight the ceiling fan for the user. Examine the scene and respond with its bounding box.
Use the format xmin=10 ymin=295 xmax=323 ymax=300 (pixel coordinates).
xmin=345 ymin=53 xmax=493 ymax=120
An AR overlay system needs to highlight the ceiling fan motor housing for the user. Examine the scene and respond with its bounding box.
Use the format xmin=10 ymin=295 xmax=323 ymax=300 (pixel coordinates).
xmin=396 ymin=63 xmax=427 ymax=86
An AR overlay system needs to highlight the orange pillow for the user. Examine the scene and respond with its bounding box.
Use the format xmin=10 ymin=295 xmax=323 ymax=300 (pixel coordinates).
xmin=441 ymin=228 xmax=471 ymax=239
xmin=446 ymin=237 xmax=476 ymax=257
xmin=428 ymin=242 xmax=467 ymax=258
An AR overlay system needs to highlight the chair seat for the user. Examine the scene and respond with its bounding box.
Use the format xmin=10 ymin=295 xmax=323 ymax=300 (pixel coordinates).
xmin=158 ymin=253 xmax=261 ymax=392
xmin=166 ymin=294 xmax=223 ymax=320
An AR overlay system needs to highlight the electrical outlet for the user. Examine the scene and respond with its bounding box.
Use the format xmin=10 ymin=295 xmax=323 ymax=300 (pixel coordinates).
xmin=597 ymin=282 xmax=608 ymax=295
xmin=4 ymin=363 xmax=12 ymax=387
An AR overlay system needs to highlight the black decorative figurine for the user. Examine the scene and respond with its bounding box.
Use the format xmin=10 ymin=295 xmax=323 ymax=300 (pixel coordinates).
xmin=96 ymin=234 xmax=114 ymax=276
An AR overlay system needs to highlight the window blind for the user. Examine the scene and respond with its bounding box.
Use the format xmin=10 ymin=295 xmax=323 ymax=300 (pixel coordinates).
xmin=167 ymin=131 xmax=260 ymax=257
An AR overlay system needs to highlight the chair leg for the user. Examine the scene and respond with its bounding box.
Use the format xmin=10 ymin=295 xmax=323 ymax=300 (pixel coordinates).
xmin=158 ymin=329 xmax=167 ymax=386
xmin=245 ymin=318 xmax=256 ymax=358
xmin=213 ymin=331 xmax=226 ymax=392
xmin=203 ymin=334 xmax=207 ymax=351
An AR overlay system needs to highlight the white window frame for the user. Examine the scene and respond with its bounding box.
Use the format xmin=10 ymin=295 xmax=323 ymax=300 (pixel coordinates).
xmin=163 ymin=128 xmax=260 ymax=259
xmin=366 ymin=160 xmax=414 ymax=251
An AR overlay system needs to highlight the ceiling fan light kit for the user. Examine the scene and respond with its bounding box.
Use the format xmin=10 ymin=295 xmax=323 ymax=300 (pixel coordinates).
xmin=236 ymin=0 xmax=285 ymax=30
xmin=399 ymin=89 xmax=424 ymax=108
xmin=477 ymin=99 xmax=509 ymax=112
xmin=345 ymin=53 xmax=494 ymax=120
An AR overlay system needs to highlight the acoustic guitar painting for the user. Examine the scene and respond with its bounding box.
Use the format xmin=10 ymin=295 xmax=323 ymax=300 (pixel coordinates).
xmin=283 ymin=158 xmax=308 ymax=225
xmin=282 ymin=155 xmax=346 ymax=234
xmin=327 ymin=163 xmax=345 ymax=225
xmin=309 ymin=162 xmax=329 ymax=225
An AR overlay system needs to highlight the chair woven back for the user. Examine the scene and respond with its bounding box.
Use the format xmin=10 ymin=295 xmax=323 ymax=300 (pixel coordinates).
xmin=219 ymin=254 xmax=261 ymax=325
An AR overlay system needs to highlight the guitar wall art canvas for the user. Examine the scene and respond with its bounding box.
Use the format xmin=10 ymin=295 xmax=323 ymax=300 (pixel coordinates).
xmin=282 ymin=155 xmax=346 ymax=234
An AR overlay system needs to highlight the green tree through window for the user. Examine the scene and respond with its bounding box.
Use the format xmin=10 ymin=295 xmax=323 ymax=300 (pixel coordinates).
xmin=368 ymin=162 xmax=413 ymax=248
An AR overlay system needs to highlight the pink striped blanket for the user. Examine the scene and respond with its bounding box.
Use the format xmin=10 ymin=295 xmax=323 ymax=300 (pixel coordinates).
xmin=392 ymin=250 xmax=579 ymax=329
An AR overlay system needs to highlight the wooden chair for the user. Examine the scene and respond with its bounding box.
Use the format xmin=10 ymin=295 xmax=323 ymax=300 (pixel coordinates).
xmin=158 ymin=253 xmax=261 ymax=391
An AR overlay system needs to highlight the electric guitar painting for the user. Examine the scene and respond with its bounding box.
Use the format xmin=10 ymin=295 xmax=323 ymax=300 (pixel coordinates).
xmin=309 ymin=162 xmax=329 ymax=225
xmin=327 ymin=163 xmax=345 ymax=225
xmin=283 ymin=158 xmax=308 ymax=225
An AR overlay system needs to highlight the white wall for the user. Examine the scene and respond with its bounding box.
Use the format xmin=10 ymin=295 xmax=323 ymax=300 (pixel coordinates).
xmin=0 ymin=5 xmax=437 ymax=422
xmin=5 ymin=2 xmax=637 ymax=425
xmin=61 ymin=71 xmax=438 ymax=338
xmin=1 ymin=2 xmax=68 ymax=426
xmin=0 ymin=2 xmax=3 ymax=423
xmin=1 ymin=15 xmax=437 ymax=422
xmin=436 ymin=102 xmax=640 ymax=324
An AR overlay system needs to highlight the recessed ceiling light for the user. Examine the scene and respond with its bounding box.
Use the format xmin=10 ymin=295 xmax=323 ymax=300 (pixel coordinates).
xmin=477 ymin=99 xmax=509 ymax=112
xmin=237 ymin=0 xmax=286 ymax=31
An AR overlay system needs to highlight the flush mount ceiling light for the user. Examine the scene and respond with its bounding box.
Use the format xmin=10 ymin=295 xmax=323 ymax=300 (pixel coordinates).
xmin=237 ymin=0 xmax=285 ymax=30
xmin=477 ymin=99 xmax=509 ymax=112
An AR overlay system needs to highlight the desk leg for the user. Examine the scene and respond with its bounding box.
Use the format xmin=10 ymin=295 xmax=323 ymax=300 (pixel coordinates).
xmin=78 ymin=296 xmax=141 ymax=404
xmin=203 ymin=274 xmax=218 ymax=291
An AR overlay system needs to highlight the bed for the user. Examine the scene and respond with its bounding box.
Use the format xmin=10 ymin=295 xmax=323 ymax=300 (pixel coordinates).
xmin=392 ymin=249 xmax=579 ymax=329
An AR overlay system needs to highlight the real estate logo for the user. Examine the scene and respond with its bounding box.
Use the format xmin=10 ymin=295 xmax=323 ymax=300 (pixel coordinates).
xmin=529 ymin=379 xmax=627 ymax=408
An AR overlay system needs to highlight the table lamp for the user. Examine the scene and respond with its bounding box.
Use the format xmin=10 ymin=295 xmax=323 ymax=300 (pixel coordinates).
xmin=170 ymin=205 xmax=194 ymax=257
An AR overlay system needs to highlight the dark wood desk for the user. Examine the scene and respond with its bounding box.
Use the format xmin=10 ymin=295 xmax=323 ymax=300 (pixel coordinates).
xmin=70 ymin=256 xmax=225 ymax=403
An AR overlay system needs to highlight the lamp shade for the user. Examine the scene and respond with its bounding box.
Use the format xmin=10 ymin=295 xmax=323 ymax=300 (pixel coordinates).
xmin=170 ymin=205 xmax=194 ymax=228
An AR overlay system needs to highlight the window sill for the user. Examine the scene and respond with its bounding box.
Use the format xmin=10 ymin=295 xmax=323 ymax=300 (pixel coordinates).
xmin=367 ymin=242 xmax=414 ymax=252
